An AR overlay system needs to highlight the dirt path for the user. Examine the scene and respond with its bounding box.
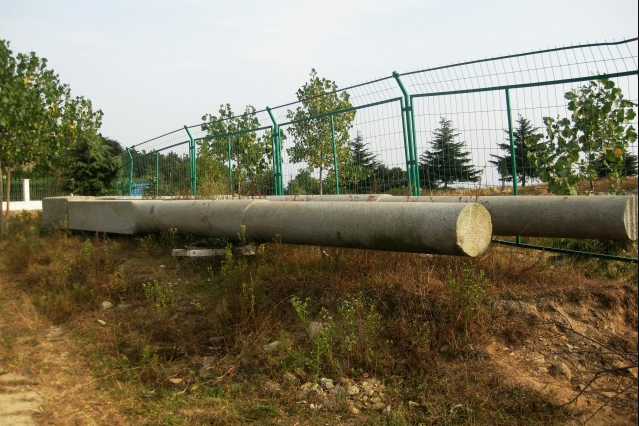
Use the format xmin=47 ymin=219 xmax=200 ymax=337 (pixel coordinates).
xmin=0 ymin=372 xmax=41 ymax=425
xmin=0 ymin=272 xmax=121 ymax=426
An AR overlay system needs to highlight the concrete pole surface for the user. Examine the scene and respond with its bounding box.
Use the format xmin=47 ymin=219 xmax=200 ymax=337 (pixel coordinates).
xmin=267 ymin=194 xmax=637 ymax=241
xmin=43 ymin=197 xmax=493 ymax=257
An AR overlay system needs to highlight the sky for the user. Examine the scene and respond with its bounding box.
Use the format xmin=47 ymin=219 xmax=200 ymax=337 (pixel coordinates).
xmin=1 ymin=0 xmax=638 ymax=147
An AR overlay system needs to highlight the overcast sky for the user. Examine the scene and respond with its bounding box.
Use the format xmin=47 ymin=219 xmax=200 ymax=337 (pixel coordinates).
xmin=2 ymin=0 xmax=638 ymax=146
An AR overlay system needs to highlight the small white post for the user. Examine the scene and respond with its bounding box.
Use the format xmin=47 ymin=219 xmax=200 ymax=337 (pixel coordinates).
xmin=23 ymin=179 xmax=30 ymax=202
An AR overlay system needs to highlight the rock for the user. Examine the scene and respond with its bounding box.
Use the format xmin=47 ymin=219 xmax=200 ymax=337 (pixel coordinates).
xmin=408 ymin=401 xmax=420 ymax=408
xmin=101 ymin=301 xmax=113 ymax=310
xmin=263 ymin=341 xmax=281 ymax=353
xmin=116 ymin=303 xmax=130 ymax=310
xmin=168 ymin=378 xmax=183 ymax=385
xmin=537 ymin=367 xmax=548 ymax=374
xmin=322 ymin=399 xmax=336 ymax=411
xmin=371 ymin=402 xmax=387 ymax=410
xmin=550 ymin=362 xmax=572 ymax=380
xmin=96 ymin=319 xmax=107 ymax=327
xmin=348 ymin=404 xmax=360 ymax=415
xmin=308 ymin=383 xmax=322 ymax=396
xmin=233 ymin=245 xmax=256 ymax=256
xmin=346 ymin=385 xmax=360 ymax=396
xmin=320 ymin=377 xmax=334 ymax=389
xmin=370 ymin=396 xmax=382 ymax=404
xmin=383 ymin=404 xmax=391 ymax=415
xmin=439 ymin=345 xmax=450 ymax=353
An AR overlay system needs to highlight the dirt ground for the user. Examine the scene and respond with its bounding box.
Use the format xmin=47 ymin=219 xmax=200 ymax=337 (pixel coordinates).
xmin=0 ymin=243 xmax=637 ymax=425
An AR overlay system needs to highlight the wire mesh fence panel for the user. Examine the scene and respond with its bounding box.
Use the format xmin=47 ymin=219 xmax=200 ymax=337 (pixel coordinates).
xmin=30 ymin=180 xmax=66 ymax=200
xmin=413 ymin=90 xmax=509 ymax=194
xmin=123 ymin=38 xmax=638 ymax=261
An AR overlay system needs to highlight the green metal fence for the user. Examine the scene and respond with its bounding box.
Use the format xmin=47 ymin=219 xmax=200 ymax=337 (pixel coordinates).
xmin=124 ymin=38 xmax=638 ymax=262
xmin=6 ymin=179 xmax=66 ymax=201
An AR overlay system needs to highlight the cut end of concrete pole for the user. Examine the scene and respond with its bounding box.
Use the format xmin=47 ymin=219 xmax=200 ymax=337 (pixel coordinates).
xmin=625 ymin=195 xmax=638 ymax=241
xmin=455 ymin=203 xmax=493 ymax=257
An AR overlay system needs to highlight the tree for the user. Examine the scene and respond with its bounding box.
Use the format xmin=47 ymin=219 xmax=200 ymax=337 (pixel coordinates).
xmin=532 ymin=79 xmax=637 ymax=195
xmin=419 ymin=117 xmax=480 ymax=189
xmin=490 ymin=116 xmax=544 ymax=187
xmin=65 ymin=134 xmax=121 ymax=196
xmin=1 ymin=40 xmax=103 ymax=230
xmin=201 ymin=104 xmax=271 ymax=195
xmin=344 ymin=131 xmax=381 ymax=193
xmin=286 ymin=69 xmax=356 ymax=195
xmin=286 ymin=169 xmax=320 ymax=195
xmin=596 ymin=152 xmax=637 ymax=178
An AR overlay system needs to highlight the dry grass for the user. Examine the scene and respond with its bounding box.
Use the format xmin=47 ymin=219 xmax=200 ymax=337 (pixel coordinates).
xmin=1 ymin=212 xmax=637 ymax=425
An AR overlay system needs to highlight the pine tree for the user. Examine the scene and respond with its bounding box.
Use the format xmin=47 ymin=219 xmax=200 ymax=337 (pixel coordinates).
xmin=346 ymin=131 xmax=381 ymax=193
xmin=419 ymin=118 xmax=480 ymax=189
xmin=489 ymin=116 xmax=544 ymax=187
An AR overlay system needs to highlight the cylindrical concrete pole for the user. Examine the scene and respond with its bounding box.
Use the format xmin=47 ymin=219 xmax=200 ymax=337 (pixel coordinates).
xmin=242 ymin=201 xmax=492 ymax=256
xmin=267 ymin=194 xmax=637 ymax=241
xmin=46 ymin=198 xmax=493 ymax=257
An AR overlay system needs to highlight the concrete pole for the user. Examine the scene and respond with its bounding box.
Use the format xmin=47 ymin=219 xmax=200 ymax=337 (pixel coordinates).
xmin=266 ymin=194 xmax=637 ymax=241
xmin=43 ymin=197 xmax=493 ymax=257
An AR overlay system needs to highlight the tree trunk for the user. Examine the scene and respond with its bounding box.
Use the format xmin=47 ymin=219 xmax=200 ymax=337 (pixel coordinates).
xmin=0 ymin=157 xmax=4 ymax=235
xmin=318 ymin=167 xmax=323 ymax=195
xmin=3 ymin=166 xmax=10 ymax=232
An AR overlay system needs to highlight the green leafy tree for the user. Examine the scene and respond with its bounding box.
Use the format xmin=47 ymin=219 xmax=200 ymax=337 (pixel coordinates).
xmin=419 ymin=117 xmax=480 ymax=189
xmin=532 ymin=79 xmax=637 ymax=195
xmin=490 ymin=116 xmax=544 ymax=187
xmin=286 ymin=169 xmax=320 ymax=195
xmin=286 ymin=69 xmax=356 ymax=195
xmin=1 ymin=40 xmax=102 ymax=230
xmin=201 ymin=104 xmax=271 ymax=195
xmin=595 ymin=152 xmax=637 ymax=178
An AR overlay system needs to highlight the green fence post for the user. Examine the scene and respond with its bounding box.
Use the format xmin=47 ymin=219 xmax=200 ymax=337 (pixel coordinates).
xmin=266 ymin=107 xmax=284 ymax=195
xmin=329 ymin=115 xmax=340 ymax=194
xmin=183 ymin=126 xmax=196 ymax=196
xmin=227 ymin=132 xmax=233 ymax=194
xmin=505 ymin=88 xmax=520 ymax=245
xmin=126 ymin=148 xmax=133 ymax=196
xmin=393 ymin=72 xmax=420 ymax=196
xmin=399 ymin=98 xmax=413 ymax=192
xmin=155 ymin=151 xmax=159 ymax=197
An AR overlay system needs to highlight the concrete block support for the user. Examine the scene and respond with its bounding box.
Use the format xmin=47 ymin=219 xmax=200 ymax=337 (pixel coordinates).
xmin=266 ymin=195 xmax=637 ymax=241
xmin=43 ymin=197 xmax=493 ymax=257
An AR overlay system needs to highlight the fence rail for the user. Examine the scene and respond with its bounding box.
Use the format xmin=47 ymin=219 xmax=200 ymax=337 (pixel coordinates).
xmin=123 ymin=38 xmax=639 ymax=262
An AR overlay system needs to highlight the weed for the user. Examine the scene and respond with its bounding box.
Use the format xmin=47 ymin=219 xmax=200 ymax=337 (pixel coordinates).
xmin=142 ymin=280 xmax=176 ymax=310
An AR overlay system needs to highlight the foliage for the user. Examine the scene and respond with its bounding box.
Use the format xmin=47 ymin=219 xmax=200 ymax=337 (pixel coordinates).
xmin=1 ymin=40 xmax=103 ymax=230
xmin=200 ymin=104 xmax=272 ymax=195
xmin=595 ymin=152 xmax=638 ymax=178
xmin=65 ymin=134 xmax=121 ymax=195
xmin=532 ymin=79 xmax=637 ymax=195
xmin=419 ymin=117 xmax=481 ymax=189
xmin=490 ymin=116 xmax=544 ymax=187
xmin=343 ymin=131 xmax=381 ymax=193
xmin=286 ymin=69 xmax=356 ymax=195
xmin=286 ymin=169 xmax=320 ymax=195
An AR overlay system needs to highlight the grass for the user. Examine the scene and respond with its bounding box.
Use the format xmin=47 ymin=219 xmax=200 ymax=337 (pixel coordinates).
xmin=1 ymin=211 xmax=637 ymax=425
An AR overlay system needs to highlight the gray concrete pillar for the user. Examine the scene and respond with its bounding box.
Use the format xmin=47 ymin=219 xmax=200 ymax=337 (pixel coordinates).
xmin=267 ymin=194 xmax=637 ymax=241
xmin=43 ymin=197 xmax=493 ymax=257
